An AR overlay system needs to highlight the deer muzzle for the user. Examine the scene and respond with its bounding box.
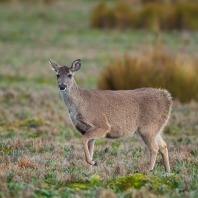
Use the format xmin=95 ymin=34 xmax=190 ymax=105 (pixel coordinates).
xmin=59 ymin=83 xmax=67 ymax=91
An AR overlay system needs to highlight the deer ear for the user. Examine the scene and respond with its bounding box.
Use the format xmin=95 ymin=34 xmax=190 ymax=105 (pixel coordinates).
xmin=70 ymin=59 xmax=81 ymax=72
xmin=48 ymin=59 xmax=60 ymax=72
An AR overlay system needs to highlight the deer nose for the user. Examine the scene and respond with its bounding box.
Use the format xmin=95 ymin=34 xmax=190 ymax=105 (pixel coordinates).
xmin=59 ymin=84 xmax=67 ymax=91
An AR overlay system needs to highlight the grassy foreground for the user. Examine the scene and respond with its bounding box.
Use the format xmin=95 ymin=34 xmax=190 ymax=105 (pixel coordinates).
xmin=0 ymin=0 xmax=198 ymax=197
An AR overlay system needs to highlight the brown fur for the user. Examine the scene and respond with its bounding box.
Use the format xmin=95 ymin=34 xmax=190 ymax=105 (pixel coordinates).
xmin=49 ymin=59 xmax=172 ymax=172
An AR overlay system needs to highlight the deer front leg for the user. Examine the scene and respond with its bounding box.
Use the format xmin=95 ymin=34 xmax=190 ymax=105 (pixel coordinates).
xmin=88 ymin=139 xmax=95 ymax=171
xmin=82 ymin=128 xmax=106 ymax=166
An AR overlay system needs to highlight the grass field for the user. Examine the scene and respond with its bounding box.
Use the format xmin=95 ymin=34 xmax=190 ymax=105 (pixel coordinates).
xmin=0 ymin=0 xmax=198 ymax=197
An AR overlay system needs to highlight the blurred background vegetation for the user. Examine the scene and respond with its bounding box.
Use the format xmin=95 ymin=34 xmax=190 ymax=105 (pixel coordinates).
xmin=91 ymin=0 xmax=198 ymax=103
xmin=0 ymin=0 xmax=198 ymax=197
xmin=91 ymin=1 xmax=198 ymax=31
xmin=0 ymin=0 xmax=198 ymax=102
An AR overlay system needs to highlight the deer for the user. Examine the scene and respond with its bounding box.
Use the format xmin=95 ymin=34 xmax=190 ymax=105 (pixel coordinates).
xmin=49 ymin=58 xmax=172 ymax=173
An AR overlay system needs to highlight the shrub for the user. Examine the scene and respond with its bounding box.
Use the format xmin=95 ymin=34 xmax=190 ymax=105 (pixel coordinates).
xmin=138 ymin=3 xmax=162 ymax=31
xmin=138 ymin=3 xmax=179 ymax=30
xmin=159 ymin=4 xmax=177 ymax=30
xmin=122 ymin=0 xmax=198 ymax=5
xmin=0 ymin=0 xmax=11 ymax=2
xmin=113 ymin=3 xmax=136 ymax=29
xmin=90 ymin=2 xmax=116 ymax=29
xmin=97 ymin=47 xmax=198 ymax=103
xmin=90 ymin=2 xmax=198 ymax=30
xmin=175 ymin=3 xmax=198 ymax=30
xmin=141 ymin=0 xmax=162 ymax=4
xmin=0 ymin=0 xmax=58 ymax=3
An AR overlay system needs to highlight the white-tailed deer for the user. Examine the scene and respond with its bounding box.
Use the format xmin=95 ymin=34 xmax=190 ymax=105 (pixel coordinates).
xmin=49 ymin=59 xmax=172 ymax=173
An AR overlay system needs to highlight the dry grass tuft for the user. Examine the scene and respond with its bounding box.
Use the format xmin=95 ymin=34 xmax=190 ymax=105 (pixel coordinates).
xmin=96 ymin=187 xmax=117 ymax=198
xmin=0 ymin=163 xmax=8 ymax=170
xmin=98 ymin=46 xmax=198 ymax=103
xmin=113 ymin=163 xmax=125 ymax=176
xmin=125 ymin=187 xmax=163 ymax=198
xmin=18 ymin=156 xmax=35 ymax=168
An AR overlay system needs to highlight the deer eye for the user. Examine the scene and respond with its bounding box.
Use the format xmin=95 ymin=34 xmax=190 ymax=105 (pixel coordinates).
xmin=56 ymin=74 xmax=60 ymax=78
xmin=68 ymin=74 xmax=72 ymax=78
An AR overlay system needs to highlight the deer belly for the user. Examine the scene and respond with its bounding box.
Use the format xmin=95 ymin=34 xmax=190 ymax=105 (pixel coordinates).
xmin=106 ymin=125 xmax=137 ymax=139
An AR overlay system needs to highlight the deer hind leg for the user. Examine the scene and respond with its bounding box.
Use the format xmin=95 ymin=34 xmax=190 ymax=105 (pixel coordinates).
xmin=147 ymin=141 xmax=159 ymax=172
xmin=88 ymin=139 xmax=95 ymax=171
xmin=156 ymin=134 xmax=170 ymax=172
xmin=82 ymin=128 xmax=106 ymax=166
xmin=138 ymin=131 xmax=159 ymax=172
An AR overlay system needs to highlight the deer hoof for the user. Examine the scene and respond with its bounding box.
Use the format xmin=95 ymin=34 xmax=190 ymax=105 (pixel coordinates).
xmin=87 ymin=160 xmax=95 ymax=166
xmin=94 ymin=161 xmax=98 ymax=166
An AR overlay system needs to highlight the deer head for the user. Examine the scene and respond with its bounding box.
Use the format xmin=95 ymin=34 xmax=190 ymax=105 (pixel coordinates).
xmin=49 ymin=59 xmax=81 ymax=91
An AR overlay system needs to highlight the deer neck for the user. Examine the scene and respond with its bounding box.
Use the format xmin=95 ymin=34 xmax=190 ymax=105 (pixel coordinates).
xmin=60 ymin=80 xmax=83 ymax=111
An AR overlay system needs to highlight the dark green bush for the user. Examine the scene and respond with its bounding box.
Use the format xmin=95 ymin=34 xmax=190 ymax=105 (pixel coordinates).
xmin=123 ymin=0 xmax=198 ymax=5
xmin=90 ymin=2 xmax=116 ymax=29
xmin=113 ymin=3 xmax=136 ymax=29
xmin=141 ymin=0 xmax=162 ymax=4
xmin=0 ymin=0 xmax=11 ymax=2
xmin=0 ymin=0 xmax=58 ymax=3
xmin=97 ymin=47 xmax=198 ymax=103
xmin=91 ymin=2 xmax=198 ymax=30
xmin=139 ymin=3 xmax=179 ymax=30
xmin=138 ymin=3 xmax=162 ymax=31
xmin=175 ymin=3 xmax=198 ymax=30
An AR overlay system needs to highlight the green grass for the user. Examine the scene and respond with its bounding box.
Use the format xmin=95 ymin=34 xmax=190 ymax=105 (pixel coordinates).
xmin=0 ymin=0 xmax=198 ymax=197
